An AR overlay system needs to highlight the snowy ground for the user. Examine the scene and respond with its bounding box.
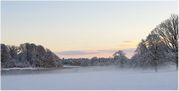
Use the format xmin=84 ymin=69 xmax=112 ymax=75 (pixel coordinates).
xmin=1 ymin=66 xmax=178 ymax=90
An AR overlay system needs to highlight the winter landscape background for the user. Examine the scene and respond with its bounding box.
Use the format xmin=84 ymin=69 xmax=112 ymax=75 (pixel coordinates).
xmin=1 ymin=1 xmax=178 ymax=90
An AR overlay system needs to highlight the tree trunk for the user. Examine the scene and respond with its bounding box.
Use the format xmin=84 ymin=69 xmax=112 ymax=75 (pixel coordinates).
xmin=176 ymin=59 xmax=178 ymax=70
xmin=176 ymin=52 xmax=178 ymax=70
xmin=154 ymin=65 xmax=158 ymax=72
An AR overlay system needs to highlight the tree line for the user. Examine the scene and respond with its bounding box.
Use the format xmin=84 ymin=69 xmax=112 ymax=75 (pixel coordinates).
xmin=62 ymin=50 xmax=128 ymax=66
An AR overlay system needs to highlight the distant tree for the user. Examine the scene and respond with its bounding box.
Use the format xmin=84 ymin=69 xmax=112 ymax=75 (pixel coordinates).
xmin=113 ymin=50 xmax=128 ymax=67
xmin=131 ymin=39 xmax=151 ymax=68
xmin=1 ymin=44 xmax=15 ymax=68
xmin=9 ymin=46 xmax=18 ymax=58
xmin=91 ymin=57 xmax=98 ymax=65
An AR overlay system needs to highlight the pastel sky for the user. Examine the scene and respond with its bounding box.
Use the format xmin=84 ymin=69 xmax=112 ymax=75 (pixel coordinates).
xmin=1 ymin=1 xmax=177 ymax=58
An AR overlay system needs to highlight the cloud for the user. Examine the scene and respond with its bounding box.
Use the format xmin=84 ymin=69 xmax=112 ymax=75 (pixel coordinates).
xmin=56 ymin=49 xmax=116 ymax=58
xmin=119 ymin=41 xmax=138 ymax=49
xmin=57 ymin=50 xmax=98 ymax=55
xmin=122 ymin=41 xmax=133 ymax=43
xmin=57 ymin=49 xmax=116 ymax=56
xmin=96 ymin=49 xmax=116 ymax=53
xmin=56 ymin=48 xmax=136 ymax=58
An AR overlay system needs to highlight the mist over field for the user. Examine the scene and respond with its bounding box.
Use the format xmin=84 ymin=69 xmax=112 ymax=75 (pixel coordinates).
xmin=1 ymin=65 xmax=178 ymax=90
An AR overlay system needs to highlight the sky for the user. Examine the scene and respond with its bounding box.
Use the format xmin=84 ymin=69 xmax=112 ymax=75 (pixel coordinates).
xmin=1 ymin=1 xmax=178 ymax=58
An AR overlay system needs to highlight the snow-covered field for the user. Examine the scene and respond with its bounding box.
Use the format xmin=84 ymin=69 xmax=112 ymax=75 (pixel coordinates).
xmin=1 ymin=66 xmax=178 ymax=90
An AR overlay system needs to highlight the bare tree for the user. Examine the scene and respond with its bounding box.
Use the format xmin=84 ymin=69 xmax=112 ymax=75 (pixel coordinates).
xmin=145 ymin=33 xmax=165 ymax=72
xmin=130 ymin=14 xmax=178 ymax=70
xmin=131 ymin=40 xmax=149 ymax=68
xmin=153 ymin=14 xmax=178 ymax=69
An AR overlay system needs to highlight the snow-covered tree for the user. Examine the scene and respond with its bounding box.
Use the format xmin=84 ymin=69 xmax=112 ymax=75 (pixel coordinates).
xmin=152 ymin=14 xmax=178 ymax=69
xmin=145 ymin=33 xmax=166 ymax=71
xmin=113 ymin=50 xmax=128 ymax=67
xmin=131 ymin=39 xmax=150 ymax=68
xmin=131 ymin=14 xmax=178 ymax=70
xmin=1 ymin=43 xmax=63 ymax=68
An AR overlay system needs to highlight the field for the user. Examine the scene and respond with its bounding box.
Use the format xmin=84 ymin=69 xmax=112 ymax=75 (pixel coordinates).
xmin=1 ymin=66 xmax=178 ymax=90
